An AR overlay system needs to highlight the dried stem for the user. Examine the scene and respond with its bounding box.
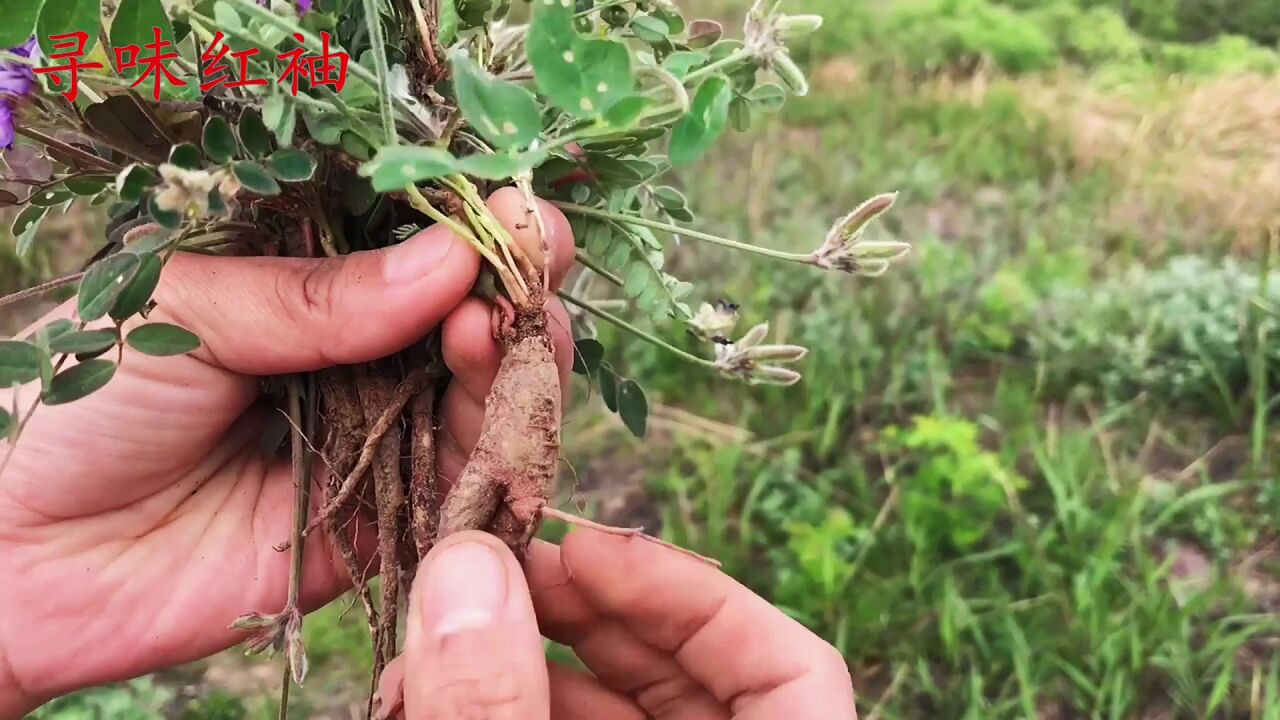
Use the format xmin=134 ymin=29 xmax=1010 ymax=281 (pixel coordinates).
xmin=279 ymin=375 xmax=315 ymax=719
xmin=541 ymin=507 xmax=722 ymax=567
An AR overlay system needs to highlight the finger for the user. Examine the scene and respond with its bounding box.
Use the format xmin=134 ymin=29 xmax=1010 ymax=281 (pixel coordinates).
xmin=548 ymin=663 xmax=646 ymax=720
xmin=542 ymin=531 xmax=858 ymax=719
xmin=529 ymin=542 xmax=729 ymax=720
xmin=404 ymin=531 xmax=550 ymax=720
xmin=372 ymin=660 xmax=644 ymax=720
xmin=152 ymin=222 xmax=479 ymax=376
xmin=436 ymin=298 xmax=573 ymax=486
xmin=486 ymin=186 xmax=576 ymax=289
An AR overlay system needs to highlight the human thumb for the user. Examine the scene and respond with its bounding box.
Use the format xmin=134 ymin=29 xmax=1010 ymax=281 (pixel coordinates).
xmin=146 ymin=221 xmax=480 ymax=377
xmin=401 ymin=532 xmax=550 ymax=720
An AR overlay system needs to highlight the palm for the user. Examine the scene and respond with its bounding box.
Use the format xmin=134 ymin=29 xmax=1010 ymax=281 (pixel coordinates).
xmin=0 ymin=194 xmax=575 ymax=713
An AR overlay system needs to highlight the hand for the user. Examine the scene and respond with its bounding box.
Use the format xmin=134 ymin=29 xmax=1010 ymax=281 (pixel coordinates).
xmin=380 ymin=528 xmax=857 ymax=719
xmin=0 ymin=189 xmax=576 ymax=717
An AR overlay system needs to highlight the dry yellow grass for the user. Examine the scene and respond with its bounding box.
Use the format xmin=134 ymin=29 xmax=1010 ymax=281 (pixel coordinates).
xmin=1016 ymin=71 xmax=1280 ymax=252
xmin=812 ymin=55 xmax=1280 ymax=253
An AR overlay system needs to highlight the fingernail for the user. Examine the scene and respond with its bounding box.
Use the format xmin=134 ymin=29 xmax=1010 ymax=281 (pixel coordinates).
xmin=384 ymin=229 xmax=455 ymax=285
xmin=418 ymin=541 xmax=508 ymax=637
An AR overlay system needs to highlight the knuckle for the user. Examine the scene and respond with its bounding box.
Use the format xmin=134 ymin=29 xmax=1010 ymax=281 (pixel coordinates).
xmin=424 ymin=672 xmax=524 ymax=720
xmin=631 ymin=672 xmax=703 ymax=716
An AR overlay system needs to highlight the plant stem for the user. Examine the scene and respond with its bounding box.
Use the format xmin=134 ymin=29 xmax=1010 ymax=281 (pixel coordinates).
xmin=360 ymin=0 xmax=396 ymax=146
xmin=279 ymin=375 xmax=314 ymax=719
xmin=551 ymin=202 xmax=815 ymax=265
xmin=0 ymin=271 xmax=85 ymax=310
xmin=558 ymin=290 xmax=716 ymax=370
xmin=683 ymin=48 xmax=756 ymax=85
xmin=575 ymin=250 xmax=624 ymax=287
xmin=15 ymin=127 xmax=121 ymax=173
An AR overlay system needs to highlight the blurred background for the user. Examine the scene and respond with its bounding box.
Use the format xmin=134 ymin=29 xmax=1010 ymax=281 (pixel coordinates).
xmin=15 ymin=0 xmax=1280 ymax=717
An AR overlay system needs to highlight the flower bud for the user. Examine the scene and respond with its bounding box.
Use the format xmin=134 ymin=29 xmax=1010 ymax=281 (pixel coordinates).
xmin=745 ymin=344 xmax=809 ymax=363
xmin=771 ymin=51 xmax=809 ymax=97
xmin=776 ymin=14 xmax=824 ymax=39
xmin=738 ymin=322 xmax=770 ymax=349
xmin=752 ymin=366 xmax=803 ymax=386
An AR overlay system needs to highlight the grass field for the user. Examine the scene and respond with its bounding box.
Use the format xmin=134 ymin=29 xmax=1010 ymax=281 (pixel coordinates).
xmin=16 ymin=0 xmax=1280 ymax=717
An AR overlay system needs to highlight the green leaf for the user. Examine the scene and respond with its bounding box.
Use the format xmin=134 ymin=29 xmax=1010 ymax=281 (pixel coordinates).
xmin=628 ymin=14 xmax=669 ymax=44
xmin=30 ymin=319 xmax=75 ymax=349
xmin=42 ymin=359 xmax=117 ymax=405
xmin=262 ymin=93 xmax=297 ymax=146
xmin=168 ymin=142 xmax=203 ymax=170
xmin=528 ymin=3 xmax=632 ymax=120
xmin=49 ymin=329 xmax=117 ymax=355
xmin=202 ymin=116 xmax=238 ymax=163
xmin=28 ymin=189 xmax=71 ymax=208
xmin=748 ymin=83 xmax=787 ymax=113
xmin=78 ymin=253 xmax=142 ymax=322
xmin=300 ymin=107 xmax=347 ymax=145
xmin=115 ymin=164 xmax=154 ymax=203
xmin=266 ymin=148 xmax=317 ymax=182
xmin=669 ymin=75 xmax=732 ymax=166
xmin=0 ymin=0 xmax=43 ymax=49
xmin=450 ymin=50 xmax=542 ymax=150
xmin=438 ymin=0 xmax=458 ymax=46
xmin=126 ymin=322 xmax=201 ymax=356
xmin=604 ymin=96 xmax=651 ymax=129
xmin=11 ymin=205 xmax=45 ymax=259
xmin=38 ymin=0 xmax=100 ymax=59
xmin=232 ymin=161 xmax=282 ymax=196
xmin=238 ymin=110 xmax=273 ymax=157
xmin=617 ymin=379 xmax=648 ymax=437
xmin=64 ymin=177 xmax=108 ymax=196
xmin=0 ymin=341 xmax=43 ymax=387
xmin=359 ymin=146 xmax=457 ymax=192
xmin=598 ymin=365 xmax=618 ymax=412
xmin=572 ymin=338 xmax=604 ymax=376
xmin=455 ymin=150 xmax=545 ymax=180
xmin=0 ymin=406 xmax=10 ymax=439
xmin=662 ymin=51 xmax=708 ymax=80
xmin=110 ymin=0 xmax=174 ymax=78
xmin=110 ymin=252 xmax=162 ymax=320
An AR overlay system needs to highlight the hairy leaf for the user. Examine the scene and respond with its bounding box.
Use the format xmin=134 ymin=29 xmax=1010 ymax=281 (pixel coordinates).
xmin=43 ymin=359 xmax=117 ymax=405
xmin=78 ymin=253 xmax=142 ymax=322
xmin=450 ymin=50 xmax=541 ymax=150
xmin=126 ymin=323 xmax=201 ymax=356
xmin=0 ymin=341 xmax=43 ymax=387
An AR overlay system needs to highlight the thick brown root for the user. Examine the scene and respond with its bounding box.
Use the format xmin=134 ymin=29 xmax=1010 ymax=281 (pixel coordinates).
xmin=409 ymin=389 xmax=439 ymax=561
xmin=437 ymin=309 xmax=561 ymax=555
xmin=355 ymin=365 xmax=406 ymax=678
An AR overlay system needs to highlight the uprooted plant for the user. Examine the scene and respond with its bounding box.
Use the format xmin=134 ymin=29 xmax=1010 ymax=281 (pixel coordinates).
xmin=0 ymin=0 xmax=906 ymax=713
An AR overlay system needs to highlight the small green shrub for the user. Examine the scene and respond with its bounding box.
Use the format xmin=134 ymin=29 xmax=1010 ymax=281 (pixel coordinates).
xmin=883 ymin=0 xmax=1060 ymax=74
xmin=1034 ymin=256 xmax=1280 ymax=410
xmin=885 ymin=415 xmax=1024 ymax=556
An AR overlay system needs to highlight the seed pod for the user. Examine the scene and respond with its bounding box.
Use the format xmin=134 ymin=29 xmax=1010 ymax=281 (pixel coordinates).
xmin=745 ymin=344 xmax=808 ymax=363
xmin=752 ymin=366 xmax=803 ymax=386
xmin=776 ymin=14 xmax=824 ymax=39
xmin=772 ymin=51 xmax=809 ymax=97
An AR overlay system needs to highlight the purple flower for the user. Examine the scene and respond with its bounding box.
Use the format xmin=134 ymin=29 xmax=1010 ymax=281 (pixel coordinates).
xmin=0 ymin=39 xmax=36 ymax=99
xmin=259 ymin=0 xmax=311 ymax=13
xmin=0 ymin=38 xmax=36 ymax=148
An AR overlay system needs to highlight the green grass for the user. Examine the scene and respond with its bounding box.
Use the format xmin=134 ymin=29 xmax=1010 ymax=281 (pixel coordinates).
xmin=567 ymin=1 xmax=1280 ymax=716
